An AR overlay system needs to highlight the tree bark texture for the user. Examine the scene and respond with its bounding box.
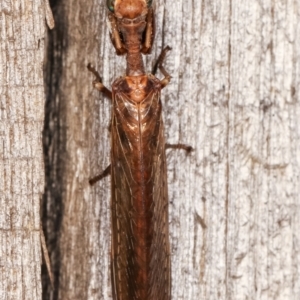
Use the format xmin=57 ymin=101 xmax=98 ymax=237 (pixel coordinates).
xmin=0 ymin=0 xmax=48 ymax=299
xmin=42 ymin=0 xmax=300 ymax=299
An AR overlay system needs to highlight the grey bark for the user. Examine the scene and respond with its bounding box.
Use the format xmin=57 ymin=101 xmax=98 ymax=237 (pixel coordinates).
xmin=0 ymin=0 xmax=48 ymax=299
xmin=42 ymin=0 xmax=300 ymax=300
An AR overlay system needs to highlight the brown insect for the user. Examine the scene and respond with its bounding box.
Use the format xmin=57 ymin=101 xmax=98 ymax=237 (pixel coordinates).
xmin=88 ymin=1 xmax=192 ymax=299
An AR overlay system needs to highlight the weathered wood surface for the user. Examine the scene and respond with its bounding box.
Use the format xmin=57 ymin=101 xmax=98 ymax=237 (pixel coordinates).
xmin=0 ymin=0 xmax=49 ymax=299
xmin=41 ymin=0 xmax=300 ymax=299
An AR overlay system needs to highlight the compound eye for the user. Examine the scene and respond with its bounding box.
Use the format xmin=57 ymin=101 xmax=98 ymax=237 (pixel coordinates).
xmin=107 ymin=0 xmax=115 ymax=12
xmin=146 ymin=0 xmax=153 ymax=7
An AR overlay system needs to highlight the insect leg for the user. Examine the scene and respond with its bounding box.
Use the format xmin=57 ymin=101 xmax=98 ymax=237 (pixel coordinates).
xmin=87 ymin=64 xmax=112 ymax=100
xmin=89 ymin=165 xmax=111 ymax=185
xmin=108 ymin=13 xmax=127 ymax=55
xmin=141 ymin=8 xmax=154 ymax=54
xmin=165 ymin=143 xmax=194 ymax=154
xmin=152 ymin=46 xmax=172 ymax=88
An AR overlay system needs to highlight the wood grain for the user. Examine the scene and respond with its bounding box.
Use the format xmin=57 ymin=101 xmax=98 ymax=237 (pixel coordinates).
xmin=0 ymin=0 xmax=47 ymax=298
xmin=41 ymin=0 xmax=300 ymax=299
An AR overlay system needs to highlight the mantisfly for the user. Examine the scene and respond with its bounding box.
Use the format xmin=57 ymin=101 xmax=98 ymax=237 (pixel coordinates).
xmin=88 ymin=1 xmax=192 ymax=299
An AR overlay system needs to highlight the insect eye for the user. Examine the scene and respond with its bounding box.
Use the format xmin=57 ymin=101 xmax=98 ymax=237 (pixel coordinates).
xmin=107 ymin=0 xmax=115 ymax=12
xmin=146 ymin=0 xmax=153 ymax=7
